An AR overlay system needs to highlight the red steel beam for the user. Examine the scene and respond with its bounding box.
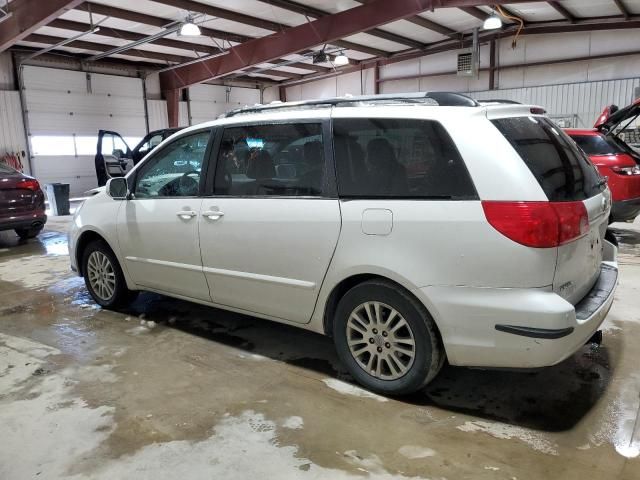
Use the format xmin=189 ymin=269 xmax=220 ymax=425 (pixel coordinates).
xmin=162 ymin=0 xmax=528 ymax=91
xmin=0 ymin=0 xmax=84 ymax=52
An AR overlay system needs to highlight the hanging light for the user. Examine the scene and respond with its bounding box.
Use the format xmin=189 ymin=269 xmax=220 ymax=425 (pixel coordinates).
xmin=333 ymin=53 xmax=349 ymax=66
xmin=180 ymin=21 xmax=201 ymax=36
xmin=483 ymin=12 xmax=502 ymax=30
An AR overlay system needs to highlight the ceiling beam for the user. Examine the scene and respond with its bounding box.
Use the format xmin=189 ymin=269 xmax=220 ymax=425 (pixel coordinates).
xmin=49 ymin=19 xmax=223 ymax=55
xmin=612 ymin=0 xmax=630 ymax=20
xmin=459 ymin=7 xmax=489 ymax=21
xmin=161 ymin=0 xmax=532 ymax=90
xmin=353 ymin=0 xmax=458 ymax=39
xmin=547 ymin=1 xmax=576 ymax=23
xmin=258 ymin=0 xmax=425 ymax=49
xmin=74 ymin=2 xmax=331 ymax=73
xmin=23 ymin=33 xmax=191 ymax=63
xmin=151 ymin=0 xmax=389 ymax=57
xmin=76 ymin=2 xmax=251 ymax=43
xmin=0 ymin=0 xmax=84 ymax=52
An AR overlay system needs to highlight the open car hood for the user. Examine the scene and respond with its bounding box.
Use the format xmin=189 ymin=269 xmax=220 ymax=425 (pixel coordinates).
xmin=594 ymin=97 xmax=640 ymax=132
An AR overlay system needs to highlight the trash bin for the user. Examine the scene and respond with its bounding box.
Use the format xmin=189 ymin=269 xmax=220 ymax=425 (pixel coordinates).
xmin=45 ymin=183 xmax=70 ymax=216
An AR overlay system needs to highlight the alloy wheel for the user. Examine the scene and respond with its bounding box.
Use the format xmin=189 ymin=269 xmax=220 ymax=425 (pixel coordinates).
xmin=346 ymin=301 xmax=416 ymax=380
xmin=87 ymin=251 xmax=116 ymax=301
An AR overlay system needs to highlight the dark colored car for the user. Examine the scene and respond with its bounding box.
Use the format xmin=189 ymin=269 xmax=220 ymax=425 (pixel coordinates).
xmin=0 ymin=163 xmax=47 ymax=239
xmin=565 ymin=98 xmax=640 ymax=222
xmin=95 ymin=128 xmax=183 ymax=187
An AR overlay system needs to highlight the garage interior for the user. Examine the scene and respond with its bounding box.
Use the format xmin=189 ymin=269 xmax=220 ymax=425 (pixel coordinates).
xmin=1 ymin=0 xmax=640 ymax=479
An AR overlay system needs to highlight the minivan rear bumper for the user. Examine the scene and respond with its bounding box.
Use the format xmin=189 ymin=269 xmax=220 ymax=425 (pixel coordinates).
xmin=417 ymin=241 xmax=618 ymax=369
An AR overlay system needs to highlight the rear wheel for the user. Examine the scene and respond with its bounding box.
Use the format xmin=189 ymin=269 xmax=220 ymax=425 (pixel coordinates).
xmin=15 ymin=227 xmax=43 ymax=240
xmin=82 ymin=240 xmax=137 ymax=309
xmin=333 ymin=280 xmax=444 ymax=395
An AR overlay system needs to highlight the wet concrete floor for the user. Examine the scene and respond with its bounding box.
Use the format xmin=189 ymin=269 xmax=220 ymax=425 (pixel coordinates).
xmin=0 ymin=216 xmax=639 ymax=479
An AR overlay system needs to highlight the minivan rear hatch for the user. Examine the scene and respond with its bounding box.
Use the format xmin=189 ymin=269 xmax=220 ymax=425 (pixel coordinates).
xmin=491 ymin=115 xmax=609 ymax=304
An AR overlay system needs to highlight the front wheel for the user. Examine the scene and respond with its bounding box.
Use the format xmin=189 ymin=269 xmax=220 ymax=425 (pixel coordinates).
xmin=82 ymin=240 xmax=137 ymax=309
xmin=333 ymin=280 xmax=444 ymax=396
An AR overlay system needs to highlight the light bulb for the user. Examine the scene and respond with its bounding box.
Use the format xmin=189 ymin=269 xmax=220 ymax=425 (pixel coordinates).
xmin=180 ymin=22 xmax=201 ymax=36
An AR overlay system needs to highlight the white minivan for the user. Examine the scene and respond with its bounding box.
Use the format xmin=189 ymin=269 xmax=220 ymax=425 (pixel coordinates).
xmin=70 ymin=93 xmax=618 ymax=395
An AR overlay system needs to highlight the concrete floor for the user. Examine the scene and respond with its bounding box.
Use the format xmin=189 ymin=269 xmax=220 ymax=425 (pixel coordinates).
xmin=1 ymin=216 xmax=639 ymax=480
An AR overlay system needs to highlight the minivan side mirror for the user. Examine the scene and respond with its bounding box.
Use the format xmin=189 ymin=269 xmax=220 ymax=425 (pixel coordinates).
xmin=112 ymin=148 xmax=126 ymax=159
xmin=106 ymin=177 xmax=130 ymax=200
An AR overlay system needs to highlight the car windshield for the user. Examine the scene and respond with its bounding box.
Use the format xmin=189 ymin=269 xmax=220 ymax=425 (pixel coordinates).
xmin=570 ymin=134 xmax=625 ymax=156
xmin=0 ymin=163 xmax=15 ymax=174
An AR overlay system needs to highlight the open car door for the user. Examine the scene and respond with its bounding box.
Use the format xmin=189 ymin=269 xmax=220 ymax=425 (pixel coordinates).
xmin=95 ymin=130 xmax=133 ymax=187
xmin=594 ymin=98 xmax=640 ymax=156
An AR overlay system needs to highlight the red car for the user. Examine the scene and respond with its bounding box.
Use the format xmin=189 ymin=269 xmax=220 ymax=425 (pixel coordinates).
xmin=566 ymin=98 xmax=640 ymax=222
xmin=0 ymin=163 xmax=47 ymax=239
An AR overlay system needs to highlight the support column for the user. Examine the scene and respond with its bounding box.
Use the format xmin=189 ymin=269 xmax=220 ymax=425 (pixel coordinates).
xmin=164 ymin=88 xmax=180 ymax=128
xmin=489 ymin=39 xmax=497 ymax=90
xmin=278 ymin=85 xmax=287 ymax=102
xmin=373 ymin=61 xmax=380 ymax=94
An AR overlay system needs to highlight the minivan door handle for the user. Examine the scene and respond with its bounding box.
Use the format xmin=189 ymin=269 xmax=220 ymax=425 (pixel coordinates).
xmin=176 ymin=210 xmax=197 ymax=219
xmin=202 ymin=210 xmax=225 ymax=220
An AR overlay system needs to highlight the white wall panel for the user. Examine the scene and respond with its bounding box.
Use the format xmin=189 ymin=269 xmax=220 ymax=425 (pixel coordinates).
xmin=145 ymin=73 xmax=162 ymax=100
xmin=263 ymin=86 xmax=279 ymax=103
xmin=91 ymin=73 xmax=143 ymax=98
xmin=22 ymin=66 xmax=88 ymax=94
xmin=22 ymin=66 xmax=147 ymax=193
xmin=178 ymin=101 xmax=189 ymax=127
xmin=31 ymin=155 xmax=96 ymax=197
xmin=229 ymin=86 xmax=260 ymax=105
xmin=300 ymin=77 xmax=336 ymax=99
xmin=147 ymin=100 xmax=168 ymax=131
xmin=0 ymin=91 xmax=29 ymax=173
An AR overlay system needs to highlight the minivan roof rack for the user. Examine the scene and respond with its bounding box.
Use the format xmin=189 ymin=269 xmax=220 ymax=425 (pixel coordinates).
xmin=222 ymin=92 xmax=479 ymax=118
xmin=476 ymin=99 xmax=521 ymax=105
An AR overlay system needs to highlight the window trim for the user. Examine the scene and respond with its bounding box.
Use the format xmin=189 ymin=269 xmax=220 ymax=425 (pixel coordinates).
xmin=130 ymin=127 xmax=216 ymax=200
xmin=204 ymin=118 xmax=337 ymax=199
xmin=329 ymin=117 xmax=478 ymax=201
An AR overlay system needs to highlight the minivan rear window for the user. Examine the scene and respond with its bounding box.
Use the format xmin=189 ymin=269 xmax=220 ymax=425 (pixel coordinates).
xmin=333 ymin=118 xmax=476 ymax=199
xmin=492 ymin=117 xmax=605 ymax=201
xmin=570 ymin=134 xmax=625 ymax=156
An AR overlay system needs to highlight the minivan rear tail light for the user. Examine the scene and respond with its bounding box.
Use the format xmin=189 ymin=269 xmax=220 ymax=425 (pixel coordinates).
xmin=482 ymin=201 xmax=589 ymax=248
xmin=19 ymin=179 xmax=41 ymax=191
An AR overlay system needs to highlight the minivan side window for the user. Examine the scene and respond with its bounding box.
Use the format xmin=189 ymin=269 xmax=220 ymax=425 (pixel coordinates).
xmin=214 ymin=123 xmax=325 ymax=197
xmin=134 ymin=130 xmax=210 ymax=198
xmin=492 ymin=117 xmax=604 ymax=201
xmin=333 ymin=118 xmax=476 ymax=199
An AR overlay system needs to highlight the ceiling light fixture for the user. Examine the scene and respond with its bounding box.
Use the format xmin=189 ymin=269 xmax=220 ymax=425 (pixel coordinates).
xmin=333 ymin=53 xmax=349 ymax=66
xmin=483 ymin=12 xmax=502 ymax=30
xmin=180 ymin=21 xmax=201 ymax=36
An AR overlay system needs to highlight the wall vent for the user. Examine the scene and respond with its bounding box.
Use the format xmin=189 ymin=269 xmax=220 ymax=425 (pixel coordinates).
xmin=457 ymin=50 xmax=476 ymax=77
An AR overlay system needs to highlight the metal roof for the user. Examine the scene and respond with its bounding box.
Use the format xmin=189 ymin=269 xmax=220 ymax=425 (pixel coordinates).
xmin=4 ymin=0 xmax=640 ymax=85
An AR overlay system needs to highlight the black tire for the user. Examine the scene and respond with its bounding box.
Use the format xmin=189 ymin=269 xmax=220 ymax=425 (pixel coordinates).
xmin=81 ymin=239 xmax=137 ymax=309
xmin=333 ymin=279 xmax=444 ymax=396
xmin=15 ymin=227 xmax=43 ymax=240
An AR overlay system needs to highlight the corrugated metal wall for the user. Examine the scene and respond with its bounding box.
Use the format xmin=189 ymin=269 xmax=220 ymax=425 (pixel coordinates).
xmin=472 ymin=78 xmax=640 ymax=127
xmin=0 ymin=91 xmax=28 ymax=173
